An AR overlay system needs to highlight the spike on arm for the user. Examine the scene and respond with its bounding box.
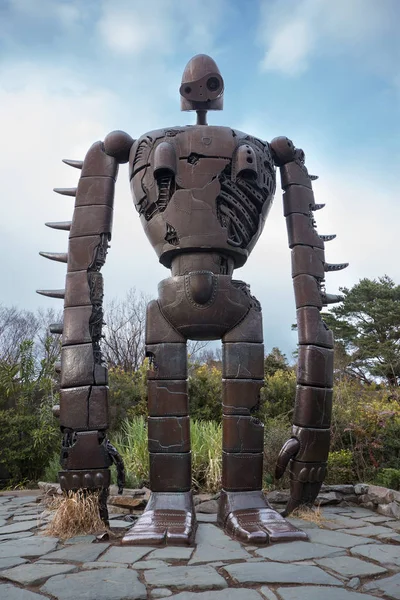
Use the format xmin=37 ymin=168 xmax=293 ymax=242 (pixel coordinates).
xmin=36 ymin=289 xmax=65 ymax=299
xmin=325 ymin=262 xmax=349 ymax=272
xmin=54 ymin=187 xmax=77 ymax=197
xmin=62 ymin=159 xmax=83 ymax=169
xmin=45 ymin=221 xmax=72 ymax=231
xmin=39 ymin=252 xmax=68 ymax=264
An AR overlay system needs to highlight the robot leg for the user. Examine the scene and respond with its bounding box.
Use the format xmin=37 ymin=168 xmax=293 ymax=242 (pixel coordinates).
xmin=218 ymin=302 xmax=308 ymax=544
xmin=122 ymin=300 xmax=196 ymax=546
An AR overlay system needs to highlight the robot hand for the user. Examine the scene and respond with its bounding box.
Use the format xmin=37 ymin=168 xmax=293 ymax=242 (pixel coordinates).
xmin=275 ymin=436 xmax=326 ymax=516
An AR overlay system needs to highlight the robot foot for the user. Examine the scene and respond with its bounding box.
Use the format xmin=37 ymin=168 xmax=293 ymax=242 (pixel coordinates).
xmin=122 ymin=491 xmax=197 ymax=546
xmin=217 ymin=490 xmax=308 ymax=545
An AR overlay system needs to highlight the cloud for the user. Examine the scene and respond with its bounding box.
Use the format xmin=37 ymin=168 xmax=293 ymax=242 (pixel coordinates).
xmin=258 ymin=0 xmax=399 ymax=80
xmin=0 ymin=62 xmax=158 ymax=308
xmin=235 ymin=113 xmax=399 ymax=355
xmin=97 ymin=0 xmax=228 ymax=57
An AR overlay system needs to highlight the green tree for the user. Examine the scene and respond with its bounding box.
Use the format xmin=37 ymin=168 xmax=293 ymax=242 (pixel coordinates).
xmin=264 ymin=347 xmax=290 ymax=377
xmin=188 ymin=363 xmax=222 ymax=421
xmin=323 ymin=276 xmax=400 ymax=387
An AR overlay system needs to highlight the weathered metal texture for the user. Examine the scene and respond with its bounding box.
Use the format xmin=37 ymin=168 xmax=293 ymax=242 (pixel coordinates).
xmin=38 ymin=53 xmax=347 ymax=545
xmin=280 ymin=161 xmax=313 ymax=189
xmin=60 ymin=344 xmax=108 ymax=388
xmin=273 ymin=148 xmax=347 ymax=518
xmin=59 ymin=384 xmax=109 ymax=432
xmin=63 ymin=432 xmax=112 ymax=471
xmin=217 ymin=490 xmax=308 ymax=544
xmin=283 ymin=185 xmax=315 ymax=216
xmin=296 ymin=307 xmax=334 ymax=348
xmin=64 ymin=271 xmax=92 ymax=307
xmin=80 ymin=141 xmax=119 ymax=179
xmin=222 ymin=379 xmax=263 ymax=415
xmin=149 ymin=452 xmax=192 ymax=492
xmin=122 ymin=491 xmax=197 ymax=546
xmin=147 ymin=380 xmax=189 ymax=417
xmin=146 ymin=300 xmax=186 ymax=345
xmin=59 ymin=469 xmax=111 ymax=491
xmin=291 ymin=426 xmax=331 ymax=462
xmin=62 ymin=306 xmax=93 ymax=346
xmin=222 ymin=343 xmax=264 ymax=379
xmin=286 ymin=214 xmax=324 ymax=249
xmin=158 ymin=274 xmax=252 ymax=340
xmin=180 ymin=54 xmax=224 ymax=112
xmin=146 ymin=343 xmax=187 ymax=380
xmin=222 ymin=304 xmax=263 ymax=343
xmin=148 ymin=416 xmax=190 ymax=453
xmin=59 ymin=386 xmax=91 ymax=430
xmin=291 ymin=245 xmax=325 ymax=279
xmin=293 ymin=385 xmax=333 ymax=429
xmin=129 ymin=123 xmax=276 ymax=269
xmin=222 ymin=416 xmax=264 ymax=453
xmin=74 ymin=177 xmax=115 ymax=208
xmin=171 ymin=252 xmax=235 ymax=277
xmin=297 ymin=345 xmax=334 ymax=388
xmin=269 ymin=136 xmax=296 ymax=166
xmin=103 ymin=130 xmax=134 ymax=164
xmin=69 ymin=205 xmax=113 ymax=238
xmin=222 ymin=452 xmax=263 ymax=491
xmin=293 ymin=274 xmax=323 ymax=309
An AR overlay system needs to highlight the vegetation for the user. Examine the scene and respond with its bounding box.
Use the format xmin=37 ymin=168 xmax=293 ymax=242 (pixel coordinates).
xmin=1 ymin=277 xmax=400 ymax=492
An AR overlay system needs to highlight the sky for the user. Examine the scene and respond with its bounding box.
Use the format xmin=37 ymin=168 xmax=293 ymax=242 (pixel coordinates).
xmin=0 ymin=0 xmax=399 ymax=360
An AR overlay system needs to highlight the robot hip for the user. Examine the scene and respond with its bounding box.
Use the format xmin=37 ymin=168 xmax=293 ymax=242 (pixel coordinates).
xmin=157 ymin=273 xmax=252 ymax=340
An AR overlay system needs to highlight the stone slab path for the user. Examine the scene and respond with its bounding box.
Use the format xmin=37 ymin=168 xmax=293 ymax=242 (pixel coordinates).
xmin=0 ymin=493 xmax=399 ymax=599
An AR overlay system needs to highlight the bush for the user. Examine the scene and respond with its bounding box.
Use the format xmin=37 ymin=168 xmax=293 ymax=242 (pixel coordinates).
xmin=260 ymin=369 xmax=296 ymax=422
xmin=108 ymin=363 xmax=148 ymax=431
xmin=263 ymin=417 xmax=291 ymax=490
xmin=0 ymin=409 xmax=59 ymax=486
xmin=331 ymin=378 xmax=400 ymax=482
xmin=374 ymin=468 xmax=400 ymax=491
xmin=188 ymin=364 xmax=222 ymax=422
xmin=326 ymin=450 xmax=354 ymax=484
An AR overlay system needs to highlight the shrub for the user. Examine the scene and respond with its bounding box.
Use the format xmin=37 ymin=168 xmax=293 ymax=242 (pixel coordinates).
xmin=326 ymin=450 xmax=354 ymax=484
xmin=331 ymin=378 xmax=400 ymax=482
xmin=188 ymin=364 xmax=222 ymax=422
xmin=374 ymin=468 xmax=400 ymax=491
xmin=263 ymin=416 xmax=292 ymax=489
xmin=0 ymin=409 xmax=59 ymax=486
xmin=108 ymin=362 xmax=147 ymax=431
xmin=260 ymin=369 xmax=296 ymax=422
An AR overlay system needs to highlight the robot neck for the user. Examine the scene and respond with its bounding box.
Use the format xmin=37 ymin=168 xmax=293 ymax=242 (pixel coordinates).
xmin=196 ymin=110 xmax=208 ymax=125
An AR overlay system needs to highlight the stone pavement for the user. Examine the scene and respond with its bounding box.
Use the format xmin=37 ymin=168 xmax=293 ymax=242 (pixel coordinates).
xmin=0 ymin=493 xmax=400 ymax=599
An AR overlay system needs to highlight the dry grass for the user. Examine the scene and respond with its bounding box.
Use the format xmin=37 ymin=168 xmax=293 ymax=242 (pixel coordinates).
xmin=291 ymin=505 xmax=327 ymax=527
xmin=44 ymin=491 xmax=106 ymax=540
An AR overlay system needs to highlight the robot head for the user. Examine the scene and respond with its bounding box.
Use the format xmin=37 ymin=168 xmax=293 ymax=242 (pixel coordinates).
xmin=180 ymin=54 xmax=224 ymax=112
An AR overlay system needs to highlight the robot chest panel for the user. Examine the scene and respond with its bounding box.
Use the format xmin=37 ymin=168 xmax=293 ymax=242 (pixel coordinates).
xmin=130 ymin=125 xmax=237 ymax=195
xmin=129 ymin=126 xmax=276 ymax=266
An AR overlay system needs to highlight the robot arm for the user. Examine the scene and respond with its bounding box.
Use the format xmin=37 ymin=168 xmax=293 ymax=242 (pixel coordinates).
xmin=269 ymin=137 xmax=348 ymax=515
xmin=37 ymin=130 xmax=134 ymax=521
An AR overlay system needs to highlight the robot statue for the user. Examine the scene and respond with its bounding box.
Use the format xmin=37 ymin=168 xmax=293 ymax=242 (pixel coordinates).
xmin=38 ymin=54 xmax=347 ymax=546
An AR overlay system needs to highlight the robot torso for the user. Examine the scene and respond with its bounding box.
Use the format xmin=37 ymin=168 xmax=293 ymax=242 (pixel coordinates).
xmin=129 ymin=126 xmax=276 ymax=269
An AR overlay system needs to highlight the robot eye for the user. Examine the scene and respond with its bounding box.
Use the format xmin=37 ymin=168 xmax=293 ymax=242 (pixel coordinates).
xmin=206 ymin=77 xmax=220 ymax=92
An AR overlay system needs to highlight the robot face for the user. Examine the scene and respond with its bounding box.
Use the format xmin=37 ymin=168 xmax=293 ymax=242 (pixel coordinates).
xmin=180 ymin=54 xmax=224 ymax=111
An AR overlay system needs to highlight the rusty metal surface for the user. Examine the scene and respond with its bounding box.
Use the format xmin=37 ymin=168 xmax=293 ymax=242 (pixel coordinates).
xmin=37 ymin=52 xmax=347 ymax=543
